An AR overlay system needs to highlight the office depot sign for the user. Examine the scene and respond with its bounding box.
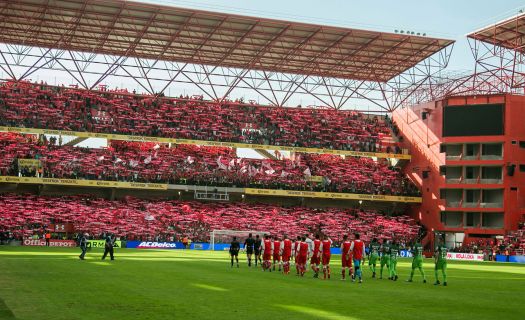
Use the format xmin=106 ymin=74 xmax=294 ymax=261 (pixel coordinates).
xmin=446 ymin=252 xmax=484 ymax=261
xmin=23 ymin=239 xmax=76 ymax=247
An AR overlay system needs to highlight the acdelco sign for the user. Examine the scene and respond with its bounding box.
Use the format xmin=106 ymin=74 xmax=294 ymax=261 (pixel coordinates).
xmin=137 ymin=242 xmax=178 ymax=249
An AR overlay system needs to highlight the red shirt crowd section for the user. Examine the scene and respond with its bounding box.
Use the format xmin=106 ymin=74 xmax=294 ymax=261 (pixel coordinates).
xmin=0 ymin=133 xmax=419 ymax=195
xmin=503 ymin=229 xmax=525 ymax=253
xmin=0 ymin=80 xmax=400 ymax=153
xmin=450 ymin=229 xmax=525 ymax=256
xmin=0 ymin=194 xmax=420 ymax=243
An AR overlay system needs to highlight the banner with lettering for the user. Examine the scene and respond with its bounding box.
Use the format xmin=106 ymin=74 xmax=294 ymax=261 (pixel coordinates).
xmin=244 ymin=188 xmax=422 ymax=203
xmin=0 ymin=126 xmax=411 ymax=160
xmin=0 ymin=176 xmax=167 ymax=190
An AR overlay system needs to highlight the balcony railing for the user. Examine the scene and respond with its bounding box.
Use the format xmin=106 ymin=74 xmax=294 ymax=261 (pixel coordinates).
xmin=446 ymin=177 xmax=502 ymax=184
xmin=479 ymin=178 xmax=502 ymax=184
xmin=479 ymin=202 xmax=503 ymax=208
xmin=445 ymin=200 xmax=503 ymax=208
xmin=446 ymin=154 xmax=462 ymax=160
xmin=446 ymin=200 xmax=462 ymax=208
xmin=463 ymin=202 xmax=479 ymax=208
xmin=480 ymin=155 xmax=503 ymax=160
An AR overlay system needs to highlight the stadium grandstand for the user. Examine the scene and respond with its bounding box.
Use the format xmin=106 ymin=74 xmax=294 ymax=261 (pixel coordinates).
xmin=0 ymin=1 xmax=524 ymax=319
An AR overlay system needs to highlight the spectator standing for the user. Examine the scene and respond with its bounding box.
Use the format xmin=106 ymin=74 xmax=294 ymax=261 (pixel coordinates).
xmin=45 ymin=232 xmax=51 ymax=246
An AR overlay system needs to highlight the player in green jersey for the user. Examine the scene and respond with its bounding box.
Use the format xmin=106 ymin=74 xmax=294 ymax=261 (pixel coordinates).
xmin=406 ymin=240 xmax=426 ymax=283
xmin=379 ymin=239 xmax=390 ymax=279
xmin=367 ymin=238 xmax=380 ymax=278
xmin=388 ymin=240 xmax=399 ymax=281
xmin=434 ymin=242 xmax=448 ymax=286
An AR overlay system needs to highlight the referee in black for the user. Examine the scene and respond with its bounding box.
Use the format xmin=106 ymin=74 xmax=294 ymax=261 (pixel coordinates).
xmin=244 ymin=233 xmax=256 ymax=267
xmin=101 ymin=233 xmax=115 ymax=261
xmin=78 ymin=233 xmax=88 ymax=260
xmin=254 ymin=234 xmax=262 ymax=267
xmin=229 ymin=236 xmax=240 ymax=268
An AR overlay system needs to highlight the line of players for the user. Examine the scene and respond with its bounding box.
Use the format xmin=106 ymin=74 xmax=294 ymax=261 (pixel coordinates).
xmin=233 ymin=233 xmax=365 ymax=282
xmin=230 ymin=233 xmax=448 ymax=286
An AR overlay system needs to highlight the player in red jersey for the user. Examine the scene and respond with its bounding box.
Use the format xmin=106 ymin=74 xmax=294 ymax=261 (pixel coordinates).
xmin=310 ymin=234 xmax=322 ymax=278
xmin=261 ymin=235 xmax=274 ymax=272
xmin=350 ymin=233 xmax=366 ymax=283
xmin=281 ymin=235 xmax=293 ymax=274
xmin=320 ymin=235 xmax=332 ymax=279
xmin=273 ymin=236 xmax=282 ymax=272
xmin=296 ymin=236 xmax=310 ymax=277
xmin=293 ymin=236 xmax=301 ymax=275
xmin=340 ymin=235 xmax=353 ymax=280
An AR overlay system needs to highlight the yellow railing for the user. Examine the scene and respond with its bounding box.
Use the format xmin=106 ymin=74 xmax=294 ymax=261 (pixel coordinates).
xmin=0 ymin=126 xmax=411 ymax=160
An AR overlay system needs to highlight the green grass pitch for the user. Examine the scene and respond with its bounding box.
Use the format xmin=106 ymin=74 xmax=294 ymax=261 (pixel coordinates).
xmin=0 ymin=247 xmax=524 ymax=320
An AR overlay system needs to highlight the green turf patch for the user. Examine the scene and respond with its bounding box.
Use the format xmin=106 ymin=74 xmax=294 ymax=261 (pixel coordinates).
xmin=0 ymin=247 xmax=524 ymax=320
xmin=0 ymin=297 xmax=16 ymax=320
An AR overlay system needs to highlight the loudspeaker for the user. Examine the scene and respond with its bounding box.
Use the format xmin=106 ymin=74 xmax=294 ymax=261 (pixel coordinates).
xmin=507 ymin=164 xmax=515 ymax=176
xmin=422 ymin=112 xmax=428 ymax=120
xmin=422 ymin=170 xmax=430 ymax=179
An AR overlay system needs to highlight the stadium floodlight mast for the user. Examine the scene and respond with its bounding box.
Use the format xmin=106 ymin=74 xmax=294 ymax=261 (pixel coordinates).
xmin=210 ymin=230 xmax=269 ymax=251
xmin=406 ymin=11 xmax=525 ymax=102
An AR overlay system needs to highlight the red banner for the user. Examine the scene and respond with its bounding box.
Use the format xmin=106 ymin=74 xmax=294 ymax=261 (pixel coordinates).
xmin=48 ymin=223 xmax=75 ymax=233
xmin=23 ymin=239 xmax=76 ymax=247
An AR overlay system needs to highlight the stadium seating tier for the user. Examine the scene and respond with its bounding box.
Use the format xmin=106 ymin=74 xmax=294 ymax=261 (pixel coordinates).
xmin=0 ymin=194 xmax=420 ymax=243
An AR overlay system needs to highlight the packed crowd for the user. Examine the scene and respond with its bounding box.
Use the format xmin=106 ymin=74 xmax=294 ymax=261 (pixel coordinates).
xmin=0 ymin=80 xmax=400 ymax=153
xmin=502 ymin=229 xmax=525 ymax=254
xmin=0 ymin=133 xmax=420 ymax=196
xmin=0 ymin=194 xmax=420 ymax=244
xmin=449 ymin=228 xmax=525 ymax=259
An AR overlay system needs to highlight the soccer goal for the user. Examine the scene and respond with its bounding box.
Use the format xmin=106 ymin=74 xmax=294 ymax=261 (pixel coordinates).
xmin=209 ymin=230 xmax=268 ymax=251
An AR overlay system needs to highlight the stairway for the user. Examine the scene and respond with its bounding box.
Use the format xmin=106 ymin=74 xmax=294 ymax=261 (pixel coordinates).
xmin=254 ymin=149 xmax=278 ymax=160
xmin=63 ymin=137 xmax=88 ymax=146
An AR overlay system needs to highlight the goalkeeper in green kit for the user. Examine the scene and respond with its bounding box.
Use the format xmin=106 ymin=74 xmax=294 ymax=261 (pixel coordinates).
xmin=406 ymin=240 xmax=426 ymax=283
xmin=379 ymin=239 xmax=390 ymax=279
xmin=367 ymin=238 xmax=380 ymax=278
xmin=434 ymin=241 xmax=448 ymax=286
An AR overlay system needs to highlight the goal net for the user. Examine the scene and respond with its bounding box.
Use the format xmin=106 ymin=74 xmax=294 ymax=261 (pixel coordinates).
xmin=210 ymin=229 xmax=268 ymax=251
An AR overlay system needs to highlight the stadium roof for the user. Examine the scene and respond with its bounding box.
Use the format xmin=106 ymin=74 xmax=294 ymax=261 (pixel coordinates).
xmin=468 ymin=12 xmax=525 ymax=53
xmin=0 ymin=0 xmax=454 ymax=82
